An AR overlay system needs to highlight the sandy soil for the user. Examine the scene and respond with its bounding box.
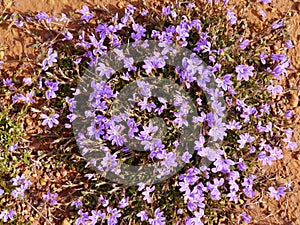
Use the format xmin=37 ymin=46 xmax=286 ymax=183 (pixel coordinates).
xmin=0 ymin=0 xmax=299 ymax=224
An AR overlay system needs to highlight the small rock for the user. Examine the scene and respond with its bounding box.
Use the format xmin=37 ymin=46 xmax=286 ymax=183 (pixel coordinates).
xmin=62 ymin=218 xmax=70 ymax=225
xmin=289 ymin=90 xmax=299 ymax=108
xmin=40 ymin=178 xmax=47 ymax=186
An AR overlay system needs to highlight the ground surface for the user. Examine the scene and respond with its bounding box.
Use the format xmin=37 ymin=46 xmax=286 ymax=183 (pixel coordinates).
xmin=0 ymin=0 xmax=299 ymax=224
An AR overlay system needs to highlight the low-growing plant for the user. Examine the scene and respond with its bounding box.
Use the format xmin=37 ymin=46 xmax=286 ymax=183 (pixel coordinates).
xmin=0 ymin=0 xmax=297 ymax=224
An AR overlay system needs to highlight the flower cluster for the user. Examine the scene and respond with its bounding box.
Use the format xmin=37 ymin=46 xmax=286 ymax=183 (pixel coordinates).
xmin=0 ymin=0 xmax=296 ymax=224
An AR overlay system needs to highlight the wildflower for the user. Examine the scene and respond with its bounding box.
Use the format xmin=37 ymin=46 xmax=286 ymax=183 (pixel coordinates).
xmin=272 ymin=20 xmax=283 ymax=29
xmin=0 ymin=61 xmax=3 ymax=69
xmin=98 ymin=195 xmax=109 ymax=207
xmin=268 ymin=186 xmax=286 ymax=200
xmin=10 ymin=174 xmax=25 ymax=186
xmin=107 ymin=207 xmax=121 ymax=225
xmin=23 ymin=77 xmax=32 ymax=85
xmin=11 ymin=187 xmax=25 ymax=199
xmin=42 ymin=48 xmax=57 ymax=70
xmin=19 ymin=91 xmax=35 ymax=103
xmin=0 ymin=189 xmax=3 ymax=196
xmin=226 ymin=9 xmax=237 ymax=25
xmin=285 ymin=40 xmax=294 ymax=49
xmin=140 ymin=10 xmax=148 ymax=16
xmin=76 ymin=210 xmax=89 ymax=225
xmin=240 ymin=39 xmax=250 ymax=50
xmin=137 ymin=210 xmax=148 ymax=221
xmin=40 ymin=113 xmax=59 ymax=128
xmin=237 ymin=133 xmax=255 ymax=148
xmin=260 ymin=52 xmax=268 ymax=64
xmin=71 ymin=199 xmax=83 ymax=209
xmin=266 ymin=84 xmax=283 ymax=96
xmin=235 ymin=65 xmax=254 ymax=81
xmin=105 ymin=123 xmax=126 ymax=146
xmin=119 ymin=197 xmax=129 ymax=208
xmin=207 ymin=178 xmax=224 ymax=200
xmin=258 ymin=7 xmax=266 ymax=19
xmin=89 ymin=210 xmax=106 ymax=225
xmin=285 ymin=110 xmax=293 ymax=118
xmin=138 ymin=97 xmax=156 ymax=112
xmin=238 ymin=212 xmax=251 ymax=223
xmin=3 ymin=78 xmax=14 ymax=90
xmin=8 ymin=144 xmax=18 ymax=152
xmin=149 ymin=208 xmax=166 ymax=225
xmin=79 ymin=6 xmax=94 ymax=22
xmin=0 ymin=210 xmax=16 ymax=222
xmin=216 ymin=74 xmax=232 ymax=91
xmin=142 ymin=186 xmax=155 ymax=203
xmin=35 ymin=12 xmax=50 ymax=22
xmin=43 ymin=190 xmax=58 ymax=205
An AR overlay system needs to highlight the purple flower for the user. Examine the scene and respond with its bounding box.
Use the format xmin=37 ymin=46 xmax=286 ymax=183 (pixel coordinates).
xmin=35 ymin=12 xmax=50 ymax=22
xmin=216 ymin=74 xmax=232 ymax=91
xmin=140 ymin=10 xmax=148 ymax=16
xmin=10 ymin=174 xmax=25 ymax=186
xmin=106 ymin=123 xmax=126 ymax=146
xmin=98 ymin=195 xmax=109 ymax=207
xmin=43 ymin=190 xmax=58 ymax=205
xmin=100 ymin=152 xmax=119 ymax=172
xmin=40 ymin=113 xmax=59 ymax=128
xmin=76 ymin=210 xmax=90 ymax=225
xmin=107 ymin=207 xmax=121 ymax=225
xmin=258 ymin=151 xmax=275 ymax=166
xmin=142 ymin=186 xmax=155 ymax=203
xmin=271 ymin=60 xmax=289 ymax=79
xmin=119 ymin=197 xmax=129 ymax=208
xmin=138 ymin=97 xmax=156 ymax=112
xmin=23 ymin=77 xmax=32 ymax=85
xmin=260 ymin=52 xmax=268 ymax=64
xmin=19 ymin=91 xmax=36 ymax=103
xmin=79 ymin=6 xmax=94 ymax=22
xmin=285 ymin=40 xmax=294 ymax=49
xmin=71 ymin=199 xmax=83 ymax=209
xmin=207 ymin=178 xmax=224 ymax=200
xmin=149 ymin=208 xmax=166 ymax=225
xmin=226 ymin=120 xmax=242 ymax=130
xmin=212 ymin=158 xmax=235 ymax=173
xmin=258 ymin=7 xmax=266 ymax=18
xmin=42 ymin=48 xmax=57 ymax=70
xmin=137 ymin=210 xmax=148 ymax=221
xmin=8 ymin=143 xmax=18 ymax=152
xmin=162 ymin=6 xmax=171 ymax=16
xmin=0 ymin=189 xmax=3 ymax=196
xmin=240 ymin=39 xmax=250 ymax=50
xmin=11 ymin=187 xmax=25 ymax=199
xmin=237 ymin=133 xmax=255 ymax=148
xmin=235 ymin=65 xmax=254 ymax=81
xmin=285 ymin=109 xmax=293 ymax=118
xmin=238 ymin=212 xmax=251 ymax=224
xmin=260 ymin=0 xmax=271 ymax=3
xmin=0 ymin=61 xmax=3 ymax=69
xmin=3 ymin=78 xmax=14 ymax=90
xmin=272 ymin=20 xmax=283 ymax=29
xmin=142 ymin=53 xmax=167 ymax=74
xmin=0 ymin=210 xmax=16 ymax=222
xmin=90 ymin=210 xmax=106 ymax=225
xmin=266 ymin=84 xmax=283 ymax=96
xmin=181 ymin=152 xmax=192 ymax=163
xmin=268 ymin=186 xmax=286 ymax=200
xmin=131 ymin=23 xmax=146 ymax=41
xmin=227 ymin=9 xmax=237 ymax=25
xmin=271 ymin=54 xmax=286 ymax=62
